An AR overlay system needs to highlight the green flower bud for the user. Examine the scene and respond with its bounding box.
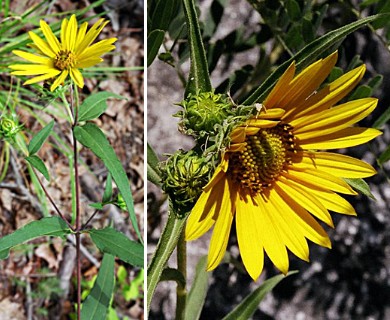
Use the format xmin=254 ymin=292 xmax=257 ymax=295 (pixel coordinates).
xmin=161 ymin=150 xmax=211 ymax=217
xmin=177 ymin=91 xmax=233 ymax=136
xmin=0 ymin=116 xmax=22 ymax=140
xmin=115 ymin=193 xmax=127 ymax=211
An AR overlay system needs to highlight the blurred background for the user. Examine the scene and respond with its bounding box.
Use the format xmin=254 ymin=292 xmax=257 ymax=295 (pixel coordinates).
xmin=148 ymin=0 xmax=390 ymax=319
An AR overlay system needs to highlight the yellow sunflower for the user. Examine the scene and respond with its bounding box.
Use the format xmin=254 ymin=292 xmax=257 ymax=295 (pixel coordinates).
xmin=9 ymin=14 xmax=116 ymax=91
xmin=185 ymin=51 xmax=381 ymax=281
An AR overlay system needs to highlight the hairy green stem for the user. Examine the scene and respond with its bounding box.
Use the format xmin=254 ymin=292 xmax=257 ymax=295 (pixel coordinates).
xmin=147 ymin=201 xmax=188 ymax=315
xmin=176 ymin=230 xmax=187 ymax=320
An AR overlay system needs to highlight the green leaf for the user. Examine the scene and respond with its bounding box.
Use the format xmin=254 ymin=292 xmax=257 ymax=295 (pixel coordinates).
xmin=184 ymin=256 xmax=209 ymax=320
xmin=183 ymin=0 xmax=212 ymax=96
xmin=285 ymin=0 xmax=301 ymax=21
xmin=222 ymin=271 xmax=298 ymax=320
xmin=102 ymin=173 xmax=113 ymax=203
xmin=81 ymin=254 xmax=115 ymax=320
xmin=373 ymin=105 xmax=390 ymax=128
xmin=74 ymin=123 xmax=141 ymax=241
xmin=28 ymin=120 xmax=54 ymax=155
xmin=243 ymin=14 xmax=388 ymax=105
xmin=147 ymin=29 xmax=165 ymax=67
xmin=378 ymin=144 xmax=390 ymax=165
xmin=348 ymin=85 xmax=373 ymax=100
xmin=344 ymin=178 xmax=375 ymax=199
xmin=0 ymin=217 xmax=71 ymax=259
xmin=78 ymin=92 xmax=123 ymax=122
xmin=160 ymin=267 xmax=186 ymax=288
xmin=89 ymin=202 xmax=104 ymax=210
xmin=147 ymin=143 xmax=162 ymax=186
xmin=150 ymin=0 xmax=181 ymax=32
xmin=25 ymin=155 xmax=50 ymax=181
xmin=89 ymin=227 xmax=144 ymax=267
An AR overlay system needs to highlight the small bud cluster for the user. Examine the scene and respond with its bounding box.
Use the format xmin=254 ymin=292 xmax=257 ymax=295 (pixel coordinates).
xmin=0 ymin=116 xmax=22 ymax=140
xmin=176 ymin=91 xmax=233 ymax=137
xmin=161 ymin=150 xmax=211 ymax=217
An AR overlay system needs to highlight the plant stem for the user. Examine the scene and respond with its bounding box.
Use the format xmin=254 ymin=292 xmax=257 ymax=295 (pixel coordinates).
xmin=71 ymin=82 xmax=81 ymax=320
xmin=30 ymin=166 xmax=74 ymax=230
xmin=147 ymin=201 xmax=189 ymax=315
xmin=176 ymin=230 xmax=187 ymax=320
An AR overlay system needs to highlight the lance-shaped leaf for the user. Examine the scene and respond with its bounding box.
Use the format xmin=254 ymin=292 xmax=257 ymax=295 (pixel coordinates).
xmin=0 ymin=217 xmax=71 ymax=259
xmin=147 ymin=29 xmax=165 ymax=67
xmin=28 ymin=120 xmax=54 ymax=155
xmin=183 ymin=0 xmax=212 ymax=96
xmin=80 ymin=253 xmax=115 ymax=320
xmin=150 ymin=0 xmax=181 ymax=31
xmin=89 ymin=227 xmax=143 ymax=267
xmin=243 ymin=14 xmax=388 ymax=105
xmin=78 ymin=92 xmax=124 ymax=122
xmin=25 ymin=155 xmax=50 ymax=181
xmin=344 ymin=178 xmax=375 ymax=200
xmin=222 ymin=271 xmax=298 ymax=320
xmin=74 ymin=123 xmax=142 ymax=241
xmin=184 ymin=256 xmax=209 ymax=320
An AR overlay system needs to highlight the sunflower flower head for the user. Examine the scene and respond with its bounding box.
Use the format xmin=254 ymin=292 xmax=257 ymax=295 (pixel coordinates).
xmin=176 ymin=91 xmax=234 ymax=137
xmin=185 ymin=51 xmax=382 ymax=281
xmin=161 ymin=150 xmax=211 ymax=217
xmin=9 ymin=14 xmax=117 ymax=92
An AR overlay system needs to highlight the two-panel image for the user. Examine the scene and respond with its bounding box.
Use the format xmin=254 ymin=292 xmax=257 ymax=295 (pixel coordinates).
xmin=0 ymin=0 xmax=389 ymax=319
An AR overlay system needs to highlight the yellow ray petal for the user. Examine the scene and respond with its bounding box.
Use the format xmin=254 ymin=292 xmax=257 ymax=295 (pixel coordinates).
xmin=50 ymin=69 xmax=68 ymax=91
xmin=77 ymin=38 xmax=117 ymax=60
xmin=276 ymin=177 xmax=334 ymax=227
xmin=70 ymin=68 xmax=84 ymax=88
xmin=263 ymin=61 xmax=296 ymax=109
xmin=298 ymin=127 xmax=382 ymax=149
xmin=307 ymin=188 xmax=356 ymax=215
xmin=40 ymin=20 xmax=60 ymax=53
xmin=207 ymin=179 xmax=235 ymax=270
xmin=78 ymin=45 xmax=115 ymax=61
xmin=60 ymin=17 xmax=69 ymax=50
xmin=246 ymin=119 xmax=280 ymax=129
xmin=76 ymin=19 xmax=108 ymax=55
xmin=230 ymin=127 xmax=246 ymax=143
xmin=236 ymin=191 xmax=264 ymax=280
xmin=75 ymin=22 xmax=88 ymax=49
xmin=186 ymin=175 xmax=232 ymax=240
xmin=29 ymin=31 xmax=56 ymax=58
xmin=12 ymin=50 xmax=52 ymax=65
xmin=293 ymin=151 xmax=376 ymax=178
xmin=254 ymin=193 xmax=289 ymax=274
xmin=287 ymin=65 xmax=366 ymax=121
xmin=76 ymin=57 xmax=103 ymax=69
xmin=22 ymin=70 xmax=61 ymax=85
xmin=67 ymin=14 xmax=78 ymax=51
xmin=9 ymin=64 xmax=54 ymax=72
xmin=284 ymin=168 xmax=357 ymax=195
xmin=270 ymin=187 xmax=332 ymax=248
xmin=228 ymin=142 xmax=246 ymax=152
xmin=267 ymin=189 xmax=310 ymax=262
xmin=258 ymin=107 xmax=285 ymax=119
xmin=278 ymin=52 xmax=338 ymax=112
xmin=292 ymin=98 xmax=378 ymax=135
